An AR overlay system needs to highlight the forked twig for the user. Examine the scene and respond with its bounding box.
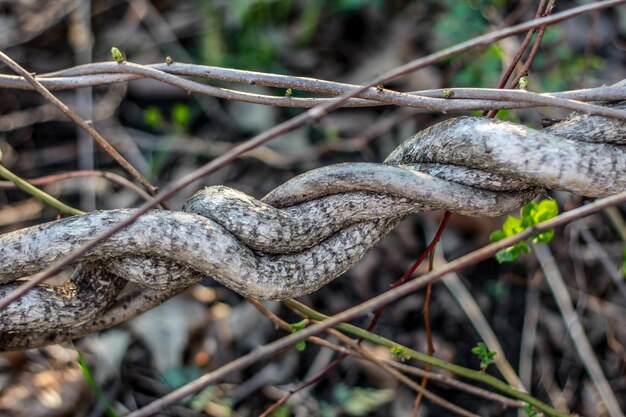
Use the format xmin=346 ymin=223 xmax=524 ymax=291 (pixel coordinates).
xmin=0 ymin=51 xmax=165 ymax=206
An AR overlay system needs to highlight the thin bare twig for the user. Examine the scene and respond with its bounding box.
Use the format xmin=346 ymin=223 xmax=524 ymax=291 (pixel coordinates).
xmin=251 ymin=296 xmax=515 ymax=416
xmin=0 ymin=51 xmax=165 ymax=205
xmin=0 ymin=5 xmax=623 ymax=415
xmin=3 ymin=0 xmax=614 ymax=318
xmin=482 ymin=0 xmax=547 ymax=116
xmin=124 ymin=189 xmax=626 ymax=417
xmin=509 ymin=0 xmax=556 ymax=89
xmin=329 ymin=330 xmax=480 ymax=417
xmin=535 ymin=245 xmax=625 ymax=417
xmin=488 ymin=0 xmax=556 ymax=118
xmin=0 ymin=170 xmax=153 ymax=201
xmin=501 ymin=0 xmax=547 ymax=88
xmin=367 ymin=212 xmax=452 ymax=333
xmin=2 ymin=62 xmax=626 ymax=116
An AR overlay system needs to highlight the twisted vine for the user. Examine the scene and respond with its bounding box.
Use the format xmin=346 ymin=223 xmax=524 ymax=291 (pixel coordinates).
xmin=0 ymin=105 xmax=624 ymax=350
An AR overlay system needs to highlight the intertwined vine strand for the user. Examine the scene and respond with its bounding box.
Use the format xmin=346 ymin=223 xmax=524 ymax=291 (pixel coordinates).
xmin=0 ymin=103 xmax=624 ymax=350
xmin=1 ymin=61 xmax=626 ymax=118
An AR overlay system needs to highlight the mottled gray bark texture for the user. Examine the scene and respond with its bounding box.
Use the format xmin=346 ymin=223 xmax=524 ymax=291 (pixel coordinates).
xmin=0 ymin=103 xmax=624 ymax=350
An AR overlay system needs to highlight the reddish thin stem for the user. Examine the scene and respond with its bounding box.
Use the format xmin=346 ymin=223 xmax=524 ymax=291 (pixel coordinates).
xmin=262 ymin=213 xmax=452 ymax=415
xmin=366 ymin=211 xmax=452 ymax=333
xmin=125 ymin=189 xmax=626 ymax=417
xmin=259 ymin=354 xmax=347 ymax=417
xmin=412 ymin=250 xmax=437 ymax=416
xmin=0 ymin=1 xmax=621 ymax=320
xmin=482 ymin=0 xmax=547 ymax=116
xmin=488 ymin=0 xmax=555 ymax=118
xmin=509 ymin=1 xmax=556 ymax=90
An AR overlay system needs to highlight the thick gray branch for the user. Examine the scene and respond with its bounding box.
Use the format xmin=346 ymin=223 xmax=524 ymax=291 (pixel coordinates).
xmin=0 ymin=106 xmax=624 ymax=349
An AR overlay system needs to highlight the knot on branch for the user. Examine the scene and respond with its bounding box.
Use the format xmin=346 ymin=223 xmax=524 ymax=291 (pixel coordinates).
xmin=1 ymin=112 xmax=624 ymax=349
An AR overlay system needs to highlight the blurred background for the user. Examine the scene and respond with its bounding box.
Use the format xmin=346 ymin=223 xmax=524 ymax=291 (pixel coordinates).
xmin=0 ymin=1 xmax=625 ymax=416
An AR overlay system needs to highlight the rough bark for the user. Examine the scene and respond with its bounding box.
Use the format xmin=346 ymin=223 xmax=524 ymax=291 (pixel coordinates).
xmin=0 ymin=103 xmax=624 ymax=349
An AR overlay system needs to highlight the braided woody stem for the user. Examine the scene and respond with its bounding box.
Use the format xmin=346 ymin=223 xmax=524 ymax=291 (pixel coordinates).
xmin=0 ymin=101 xmax=624 ymax=350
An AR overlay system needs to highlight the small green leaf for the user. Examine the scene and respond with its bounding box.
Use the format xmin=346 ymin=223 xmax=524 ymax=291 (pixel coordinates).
xmin=495 ymin=242 xmax=529 ymax=263
xmin=502 ymin=216 xmax=524 ymax=237
xmin=111 ymin=47 xmax=124 ymax=63
xmin=495 ymin=247 xmax=519 ymax=263
xmin=518 ymin=242 xmax=531 ymax=254
xmin=289 ymin=320 xmax=308 ymax=351
xmin=518 ymin=76 xmax=529 ymax=90
xmin=443 ymin=89 xmax=454 ymax=98
xmin=491 ymin=199 xmax=559 ymax=263
xmin=285 ymin=88 xmax=293 ymax=97
xmin=523 ymin=404 xmax=540 ymax=417
xmin=533 ymin=199 xmax=559 ymax=223
xmin=520 ymin=202 xmax=536 ymax=228
xmin=489 ymin=229 xmax=506 ymax=242
xmin=471 ymin=341 xmax=497 ymax=369
xmin=520 ymin=201 xmax=536 ymax=218
xmin=289 ymin=319 xmax=308 ymax=332
xmin=389 ymin=345 xmax=411 ymax=362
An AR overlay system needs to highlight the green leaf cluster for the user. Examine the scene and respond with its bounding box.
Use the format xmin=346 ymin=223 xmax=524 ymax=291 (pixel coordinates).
xmin=490 ymin=199 xmax=559 ymax=263
xmin=389 ymin=345 xmax=411 ymax=362
xmin=196 ymin=0 xmax=382 ymax=71
xmin=143 ymin=103 xmax=195 ymax=133
xmin=471 ymin=341 xmax=496 ymax=369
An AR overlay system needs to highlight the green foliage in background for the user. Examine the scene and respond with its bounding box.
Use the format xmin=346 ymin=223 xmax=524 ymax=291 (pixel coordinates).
xmin=142 ymin=102 xmax=198 ymax=179
xmin=194 ymin=0 xmax=383 ymax=70
xmin=78 ymin=352 xmax=120 ymax=417
xmin=490 ymin=199 xmax=559 ymax=263
xmin=534 ymin=27 xmax=605 ymax=91
xmin=434 ymin=1 xmax=605 ymax=91
xmin=143 ymin=103 xmax=195 ymax=133
xmin=188 ymin=0 xmax=608 ymax=91
xmin=435 ymin=0 xmax=505 ymax=88
xmin=330 ymin=384 xmax=394 ymax=416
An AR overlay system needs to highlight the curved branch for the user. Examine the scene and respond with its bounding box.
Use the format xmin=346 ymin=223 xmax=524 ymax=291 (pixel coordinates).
xmin=1 ymin=61 xmax=625 ymax=115
xmin=0 ymin=110 xmax=623 ymax=349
